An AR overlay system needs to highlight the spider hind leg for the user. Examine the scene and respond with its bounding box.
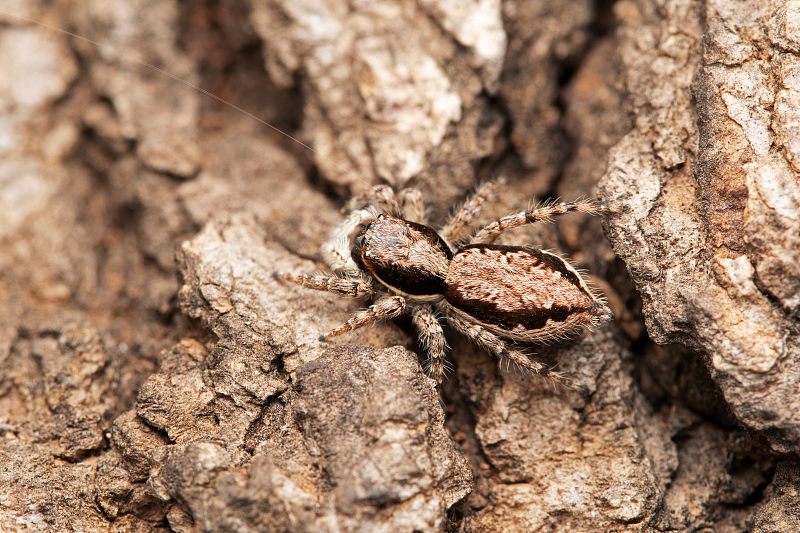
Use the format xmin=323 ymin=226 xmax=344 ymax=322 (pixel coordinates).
xmin=440 ymin=304 xmax=582 ymax=391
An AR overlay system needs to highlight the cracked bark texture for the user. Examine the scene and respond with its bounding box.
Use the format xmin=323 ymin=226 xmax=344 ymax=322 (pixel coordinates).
xmin=0 ymin=0 xmax=798 ymax=532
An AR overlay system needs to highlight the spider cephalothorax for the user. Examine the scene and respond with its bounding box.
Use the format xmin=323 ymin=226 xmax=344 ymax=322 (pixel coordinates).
xmin=356 ymin=215 xmax=452 ymax=298
xmin=277 ymin=182 xmax=613 ymax=388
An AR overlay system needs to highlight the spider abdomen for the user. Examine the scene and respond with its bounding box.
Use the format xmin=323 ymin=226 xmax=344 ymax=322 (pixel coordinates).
xmin=443 ymin=245 xmax=609 ymax=343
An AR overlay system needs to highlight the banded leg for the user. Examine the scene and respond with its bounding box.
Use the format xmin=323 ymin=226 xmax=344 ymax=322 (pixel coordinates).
xmin=439 ymin=179 xmax=505 ymax=245
xmin=320 ymin=296 xmax=406 ymax=340
xmin=411 ymin=305 xmax=447 ymax=385
xmin=470 ymin=198 xmax=611 ymax=245
xmin=442 ymin=308 xmax=577 ymax=390
xmin=320 ymin=208 xmax=376 ymax=273
xmin=275 ymin=272 xmax=374 ymax=297
xmin=397 ymin=187 xmax=427 ymax=224
xmin=349 ymin=185 xmax=401 ymax=216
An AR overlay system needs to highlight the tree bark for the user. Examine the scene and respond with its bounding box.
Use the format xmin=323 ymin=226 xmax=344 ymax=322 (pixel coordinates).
xmin=0 ymin=0 xmax=798 ymax=531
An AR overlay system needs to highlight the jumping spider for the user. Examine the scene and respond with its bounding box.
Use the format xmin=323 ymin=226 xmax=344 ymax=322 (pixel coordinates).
xmin=276 ymin=181 xmax=613 ymax=389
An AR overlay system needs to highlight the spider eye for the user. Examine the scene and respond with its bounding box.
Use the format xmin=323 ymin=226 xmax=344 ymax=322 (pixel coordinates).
xmin=351 ymin=234 xmax=367 ymax=269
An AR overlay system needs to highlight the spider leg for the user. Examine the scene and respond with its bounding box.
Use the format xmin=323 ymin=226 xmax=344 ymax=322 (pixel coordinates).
xmin=410 ymin=304 xmax=447 ymax=386
xmin=439 ymin=179 xmax=504 ymax=245
xmin=469 ymin=197 xmax=612 ymax=245
xmin=354 ymin=185 xmax=426 ymax=223
xmin=438 ymin=303 xmax=579 ymax=390
xmin=320 ymin=295 xmax=406 ymax=340
xmin=320 ymin=208 xmax=376 ymax=274
xmin=275 ymin=272 xmax=374 ymax=297
xmin=348 ymin=184 xmax=401 ymax=216
xmin=397 ymin=187 xmax=427 ymax=224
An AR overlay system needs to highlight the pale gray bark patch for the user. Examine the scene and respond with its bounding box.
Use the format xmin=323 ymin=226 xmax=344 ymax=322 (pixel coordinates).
xmin=600 ymin=0 xmax=800 ymax=458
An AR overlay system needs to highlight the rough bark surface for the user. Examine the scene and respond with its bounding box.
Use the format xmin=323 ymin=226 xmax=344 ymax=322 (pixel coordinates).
xmin=0 ymin=0 xmax=798 ymax=532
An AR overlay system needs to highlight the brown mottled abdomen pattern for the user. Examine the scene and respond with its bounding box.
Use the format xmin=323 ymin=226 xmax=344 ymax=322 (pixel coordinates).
xmin=444 ymin=245 xmax=598 ymax=342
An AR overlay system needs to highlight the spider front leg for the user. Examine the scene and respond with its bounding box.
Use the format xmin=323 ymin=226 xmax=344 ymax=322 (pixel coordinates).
xmin=439 ymin=179 xmax=504 ymax=245
xmin=275 ymin=272 xmax=374 ymax=298
xmin=470 ymin=198 xmax=612 ymax=244
xmin=396 ymin=187 xmax=427 ymax=224
xmin=320 ymin=295 xmax=406 ymax=340
xmin=439 ymin=304 xmax=578 ymax=390
xmin=320 ymin=208 xmax=376 ymax=274
xmin=410 ymin=305 xmax=447 ymax=385
xmin=355 ymin=185 xmax=427 ymax=223
xmin=348 ymin=184 xmax=402 ymax=216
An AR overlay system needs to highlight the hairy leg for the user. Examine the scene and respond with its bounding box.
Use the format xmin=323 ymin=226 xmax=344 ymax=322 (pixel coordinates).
xmin=275 ymin=272 xmax=374 ymax=297
xmin=320 ymin=295 xmax=406 ymax=340
xmin=439 ymin=179 xmax=504 ymax=245
xmin=320 ymin=208 xmax=376 ymax=273
xmin=410 ymin=304 xmax=447 ymax=385
xmin=397 ymin=187 xmax=427 ymax=224
xmin=348 ymin=184 xmax=401 ymax=216
xmin=440 ymin=305 xmax=578 ymax=390
xmin=354 ymin=185 xmax=426 ymax=222
xmin=470 ymin=198 xmax=611 ymax=244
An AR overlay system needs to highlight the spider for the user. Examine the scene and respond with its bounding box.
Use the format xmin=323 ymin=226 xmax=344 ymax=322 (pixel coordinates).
xmin=276 ymin=181 xmax=613 ymax=388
